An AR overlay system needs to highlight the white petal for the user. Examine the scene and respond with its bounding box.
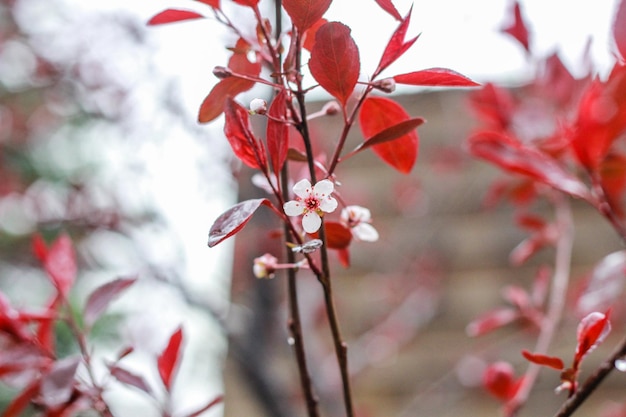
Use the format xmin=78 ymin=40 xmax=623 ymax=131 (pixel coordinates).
xmin=302 ymin=212 xmax=322 ymax=233
xmin=313 ymin=179 xmax=334 ymax=196
xmin=284 ymin=200 xmax=304 ymax=216
xmin=353 ymin=223 xmax=379 ymax=242
xmin=293 ymin=179 xmax=312 ymax=199
xmin=319 ymin=196 xmax=338 ymax=213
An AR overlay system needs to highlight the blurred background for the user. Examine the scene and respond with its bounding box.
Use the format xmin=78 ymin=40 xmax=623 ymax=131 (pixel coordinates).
xmin=0 ymin=0 xmax=625 ymax=416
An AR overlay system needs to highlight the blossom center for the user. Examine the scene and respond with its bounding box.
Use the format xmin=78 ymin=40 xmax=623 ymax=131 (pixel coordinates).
xmin=304 ymin=196 xmax=320 ymax=212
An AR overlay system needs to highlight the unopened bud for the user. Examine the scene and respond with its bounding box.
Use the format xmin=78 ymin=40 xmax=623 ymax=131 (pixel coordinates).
xmin=373 ymin=77 xmax=396 ymax=93
xmin=212 ymin=66 xmax=232 ymax=79
xmin=253 ymin=253 xmax=278 ymax=279
xmin=322 ymin=100 xmax=341 ymax=115
xmin=249 ymin=98 xmax=267 ymax=115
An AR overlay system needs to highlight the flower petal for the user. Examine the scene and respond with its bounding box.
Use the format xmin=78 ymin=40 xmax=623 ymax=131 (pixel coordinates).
xmin=293 ymin=179 xmax=312 ymax=199
xmin=313 ymin=179 xmax=334 ymax=197
xmin=284 ymin=200 xmax=305 ymax=216
xmin=319 ymin=196 xmax=338 ymax=213
xmin=353 ymin=223 xmax=379 ymax=242
xmin=302 ymin=211 xmax=322 ymax=233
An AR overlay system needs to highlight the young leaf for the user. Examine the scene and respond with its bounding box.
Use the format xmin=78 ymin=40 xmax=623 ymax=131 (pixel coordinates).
xmin=614 ymin=0 xmax=626 ymax=61
xmin=109 ymin=365 xmax=153 ymax=396
xmin=84 ymin=277 xmax=137 ymax=328
xmin=358 ymin=96 xmax=419 ymax=173
xmin=40 ymin=356 xmax=81 ymax=408
xmin=521 ymin=350 xmax=564 ymax=370
xmin=309 ymin=22 xmax=360 ymax=106
xmin=44 ymin=233 xmax=77 ymax=298
xmin=208 ymin=198 xmax=271 ymax=247
xmin=198 ymin=43 xmax=261 ymax=123
xmin=574 ymin=310 xmax=612 ymax=367
xmin=147 ymin=9 xmax=206 ymax=26
xmin=283 ymin=0 xmax=332 ymax=32
xmin=267 ymin=90 xmax=289 ymax=177
xmin=467 ymin=131 xmax=591 ymax=200
xmin=158 ymin=327 xmax=184 ymax=392
xmin=224 ymin=98 xmax=268 ymax=170
xmin=393 ymin=68 xmax=480 ymax=87
xmin=374 ymin=0 xmax=402 ymax=21
xmin=374 ymin=7 xmax=417 ymax=77
xmin=501 ymin=1 xmax=530 ymax=53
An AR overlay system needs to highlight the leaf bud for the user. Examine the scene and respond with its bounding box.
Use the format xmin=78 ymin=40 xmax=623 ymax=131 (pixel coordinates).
xmin=373 ymin=77 xmax=396 ymax=93
xmin=322 ymin=100 xmax=341 ymax=115
xmin=213 ymin=66 xmax=233 ymax=79
xmin=249 ymin=98 xmax=267 ymax=115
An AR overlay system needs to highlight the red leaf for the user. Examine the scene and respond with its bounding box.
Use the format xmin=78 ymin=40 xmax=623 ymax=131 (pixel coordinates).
xmin=283 ymin=0 xmax=332 ymax=32
xmin=393 ymin=68 xmax=480 ymax=87
xmin=267 ymin=90 xmax=289 ymax=177
xmin=577 ymin=251 xmax=626 ymax=315
xmin=40 ymin=356 xmax=81 ymax=408
xmin=599 ymin=153 xmax=626 ymax=218
xmin=467 ymin=131 xmax=591 ymax=200
xmin=323 ymin=222 xmax=352 ymax=249
xmin=32 ymin=233 xmax=48 ymax=262
xmin=374 ymin=7 xmax=417 ymax=77
xmin=84 ymin=278 xmax=137 ymax=328
xmin=309 ymin=22 xmax=360 ymax=105
xmin=466 ymin=307 xmax=518 ymax=337
xmin=147 ymin=9 xmax=205 ymax=26
xmin=36 ymin=296 xmax=61 ymax=354
xmin=613 ymin=0 xmax=626 ymax=61
xmin=158 ymin=327 xmax=184 ymax=391
xmin=482 ymin=361 xmax=522 ymax=402
xmin=522 ymin=350 xmax=565 ymax=370
xmin=2 ymin=379 xmax=41 ymax=417
xmin=224 ymin=98 xmax=267 ymax=169
xmin=44 ymin=233 xmax=77 ymax=298
xmin=359 ymin=96 xmax=419 ymax=173
xmin=574 ymin=310 xmax=612 ymax=367
xmin=184 ymin=395 xmax=224 ymax=417
xmin=232 ymin=0 xmax=259 ymax=6
xmin=109 ymin=365 xmax=153 ymax=395
xmin=347 ymin=117 xmax=424 ymax=159
xmin=208 ymin=198 xmax=270 ymax=247
xmin=374 ymin=0 xmax=402 ymax=20
xmin=197 ymin=0 xmax=220 ymax=8
xmin=198 ymin=45 xmax=261 ymax=123
xmin=501 ymin=1 xmax=530 ymax=53
xmin=302 ymin=18 xmax=327 ymax=51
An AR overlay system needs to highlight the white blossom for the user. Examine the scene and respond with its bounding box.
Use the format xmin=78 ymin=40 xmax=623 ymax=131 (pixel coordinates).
xmin=283 ymin=179 xmax=337 ymax=233
xmin=340 ymin=205 xmax=379 ymax=242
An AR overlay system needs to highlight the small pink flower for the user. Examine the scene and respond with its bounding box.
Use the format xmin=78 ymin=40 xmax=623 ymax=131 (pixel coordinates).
xmin=340 ymin=205 xmax=379 ymax=242
xmin=253 ymin=253 xmax=278 ymax=279
xmin=283 ymin=179 xmax=338 ymax=233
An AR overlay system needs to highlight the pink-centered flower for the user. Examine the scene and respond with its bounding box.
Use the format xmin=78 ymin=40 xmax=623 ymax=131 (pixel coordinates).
xmin=283 ymin=179 xmax=337 ymax=233
xmin=340 ymin=205 xmax=379 ymax=242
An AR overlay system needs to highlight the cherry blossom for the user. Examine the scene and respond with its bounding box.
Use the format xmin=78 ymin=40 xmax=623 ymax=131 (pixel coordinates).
xmin=283 ymin=179 xmax=338 ymax=233
xmin=340 ymin=205 xmax=379 ymax=242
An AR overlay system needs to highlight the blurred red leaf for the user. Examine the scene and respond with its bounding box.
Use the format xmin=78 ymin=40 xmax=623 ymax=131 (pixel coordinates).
xmin=322 ymin=222 xmax=352 ymax=249
xmin=599 ymin=153 xmax=626 ymax=218
xmin=267 ymin=90 xmax=289 ymax=177
xmin=31 ymin=233 xmax=48 ymax=263
xmin=84 ymin=278 xmax=137 ymax=328
xmin=374 ymin=7 xmax=417 ymax=77
xmin=224 ymin=98 xmax=268 ymax=169
xmin=109 ymin=365 xmax=153 ymax=396
xmin=147 ymin=9 xmax=205 ymax=26
xmin=574 ymin=310 xmax=611 ymax=367
xmin=466 ymin=307 xmax=518 ymax=337
xmin=467 ymin=131 xmax=591 ymax=200
xmin=522 ymin=350 xmax=564 ymax=370
xmin=483 ymin=361 xmax=522 ymax=402
xmin=359 ymin=96 xmax=419 ymax=173
xmin=309 ymin=22 xmax=360 ymax=105
xmin=197 ymin=0 xmax=220 ymax=8
xmin=2 ymin=379 xmax=41 ymax=417
xmin=569 ymin=64 xmax=626 ymax=170
xmin=283 ymin=0 xmax=332 ymax=32
xmin=208 ymin=198 xmax=271 ymax=247
xmin=40 ymin=356 xmax=80 ymax=408
xmin=158 ymin=327 xmax=184 ymax=391
xmin=346 ymin=117 xmax=424 ymax=160
xmin=198 ymin=45 xmax=261 ymax=123
xmin=232 ymin=0 xmax=259 ymax=6
xmin=501 ymin=1 xmax=530 ymax=53
xmin=44 ymin=234 xmax=77 ymax=298
xmin=374 ymin=0 xmax=402 ymax=20
xmin=393 ymin=68 xmax=480 ymax=87
xmin=613 ymin=0 xmax=626 ymax=61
